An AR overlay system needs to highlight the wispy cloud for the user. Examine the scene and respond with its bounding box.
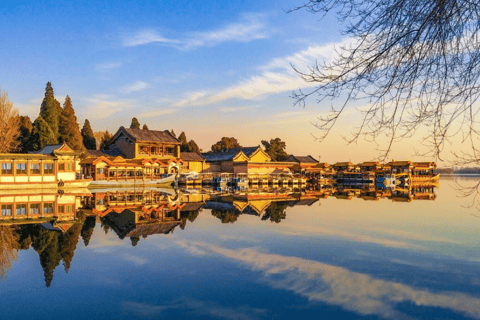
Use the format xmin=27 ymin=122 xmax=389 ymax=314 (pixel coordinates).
xmin=181 ymin=243 xmax=480 ymax=319
xmin=122 ymin=298 xmax=268 ymax=319
xmin=219 ymin=106 xmax=256 ymax=113
xmin=170 ymin=38 xmax=352 ymax=108
xmin=119 ymin=81 xmax=150 ymax=94
xmin=96 ymin=61 xmax=123 ymax=71
xmin=122 ymin=30 xmax=180 ymax=47
xmin=122 ymin=14 xmax=269 ymax=49
xmin=137 ymin=108 xmax=176 ymax=119
xmin=82 ymin=94 xmax=134 ymax=119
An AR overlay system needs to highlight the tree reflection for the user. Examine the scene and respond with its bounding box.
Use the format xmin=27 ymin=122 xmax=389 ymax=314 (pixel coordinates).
xmin=0 ymin=226 xmax=19 ymax=278
xmin=261 ymin=202 xmax=288 ymax=223
xmin=211 ymin=210 xmax=240 ymax=224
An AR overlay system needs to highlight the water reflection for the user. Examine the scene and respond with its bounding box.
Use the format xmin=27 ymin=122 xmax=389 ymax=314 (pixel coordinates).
xmin=0 ymin=183 xmax=438 ymax=287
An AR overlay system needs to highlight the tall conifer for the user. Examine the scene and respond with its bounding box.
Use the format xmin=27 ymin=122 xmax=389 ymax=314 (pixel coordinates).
xmin=81 ymin=119 xmax=96 ymax=150
xmin=142 ymin=124 xmax=149 ymax=130
xmin=29 ymin=116 xmax=57 ymax=151
xmin=39 ymin=82 xmax=61 ymax=141
xmin=59 ymin=96 xmax=85 ymax=151
xmin=130 ymin=117 xmax=140 ymax=129
xmin=18 ymin=116 xmax=33 ymax=153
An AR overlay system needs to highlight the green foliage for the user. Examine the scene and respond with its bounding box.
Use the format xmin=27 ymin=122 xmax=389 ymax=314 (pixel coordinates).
xmin=39 ymin=82 xmax=62 ymax=140
xmin=211 ymin=137 xmax=242 ymax=152
xmin=29 ymin=116 xmax=57 ymax=151
xmin=81 ymin=217 xmax=96 ymax=247
xmin=99 ymin=131 xmax=112 ymax=150
xmin=261 ymin=202 xmax=288 ymax=223
xmin=81 ymin=119 xmax=96 ymax=150
xmin=60 ymin=216 xmax=85 ymax=273
xmin=178 ymin=132 xmax=187 ymax=146
xmin=261 ymin=138 xmax=288 ymax=161
xmin=18 ymin=116 xmax=33 ymax=152
xmin=142 ymin=124 xmax=149 ymax=130
xmin=59 ymin=96 xmax=85 ymax=151
xmin=187 ymin=140 xmax=201 ymax=153
xmin=130 ymin=117 xmax=140 ymax=129
xmin=211 ymin=210 xmax=239 ymax=223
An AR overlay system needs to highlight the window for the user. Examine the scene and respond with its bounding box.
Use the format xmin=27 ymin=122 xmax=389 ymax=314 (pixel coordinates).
xmin=30 ymin=163 xmax=41 ymax=174
xmin=67 ymin=163 xmax=74 ymax=171
xmin=58 ymin=163 xmax=65 ymax=171
xmin=16 ymin=204 xmax=27 ymax=215
xmin=97 ymin=168 xmax=105 ymax=174
xmin=65 ymin=205 xmax=73 ymax=213
xmin=16 ymin=162 xmax=27 ymax=174
xmin=165 ymin=147 xmax=175 ymax=155
xmin=30 ymin=203 xmax=40 ymax=215
xmin=1 ymin=163 xmax=12 ymax=175
xmin=43 ymin=203 xmax=54 ymax=214
xmin=58 ymin=205 xmax=65 ymax=213
xmin=1 ymin=204 xmax=12 ymax=216
xmin=44 ymin=163 xmax=54 ymax=174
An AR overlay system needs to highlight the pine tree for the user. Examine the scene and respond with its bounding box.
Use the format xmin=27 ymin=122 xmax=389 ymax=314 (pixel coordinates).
xmin=81 ymin=119 xmax=96 ymax=150
xmin=178 ymin=132 xmax=188 ymax=151
xmin=142 ymin=124 xmax=149 ymax=130
xmin=18 ymin=116 xmax=33 ymax=153
xmin=59 ymin=96 xmax=85 ymax=151
xmin=29 ymin=116 xmax=57 ymax=151
xmin=99 ymin=131 xmax=112 ymax=150
xmin=187 ymin=140 xmax=201 ymax=153
xmin=130 ymin=117 xmax=140 ymax=129
xmin=39 ymin=82 xmax=61 ymax=141
xmin=170 ymin=129 xmax=176 ymax=138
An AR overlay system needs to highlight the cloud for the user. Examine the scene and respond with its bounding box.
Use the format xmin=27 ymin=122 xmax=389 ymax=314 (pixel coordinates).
xmin=137 ymin=108 xmax=176 ymax=119
xmin=122 ymin=30 xmax=180 ymax=47
xmin=119 ymin=81 xmax=150 ymax=94
xmin=219 ymin=106 xmax=256 ymax=113
xmin=170 ymin=38 xmax=353 ymax=108
xmin=121 ymin=253 xmax=148 ymax=266
xmin=122 ymin=14 xmax=269 ymax=49
xmin=181 ymin=243 xmax=480 ymax=319
xmin=82 ymin=94 xmax=134 ymax=119
xmin=122 ymin=298 xmax=268 ymax=319
xmin=96 ymin=62 xmax=123 ymax=70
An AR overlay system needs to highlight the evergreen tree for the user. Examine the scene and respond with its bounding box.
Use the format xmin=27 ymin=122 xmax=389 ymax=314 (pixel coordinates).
xmin=18 ymin=116 xmax=33 ymax=153
xmin=99 ymin=131 xmax=112 ymax=150
xmin=170 ymin=129 xmax=176 ymax=138
xmin=178 ymin=132 xmax=188 ymax=151
xmin=130 ymin=117 xmax=140 ymax=129
xmin=81 ymin=217 xmax=96 ymax=247
xmin=211 ymin=137 xmax=242 ymax=152
xmin=142 ymin=124 xmax=149 ymax=130
xmin=29 ymin=116 xmax=57 ymax=151
xmin=187 ymin=140 xmax=201 ymax=153
xmin=59 ymin=96 xmax=85 ymax=151
xmin=81 ymin=119 xmax=96 ymax=150
xmin=39 ymin=82 xmax=61 ymax=141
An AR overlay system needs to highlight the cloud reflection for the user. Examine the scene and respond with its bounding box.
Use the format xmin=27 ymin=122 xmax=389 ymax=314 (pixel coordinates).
xmin=182 ymin=243 xmax=480 ymax=319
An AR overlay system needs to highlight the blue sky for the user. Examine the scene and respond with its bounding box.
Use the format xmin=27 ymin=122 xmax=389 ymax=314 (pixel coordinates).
xmin=1 ymin=0 xmax=441 ymax=161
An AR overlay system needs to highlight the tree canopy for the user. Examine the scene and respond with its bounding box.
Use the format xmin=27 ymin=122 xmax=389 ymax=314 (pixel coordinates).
xmin=99 ymin=131 xmax=112 ymax=150
xmin=0 ymin=91 xmax=20 ymax=153
xmin=59 ymin=96 xmax=85 ymax=151
xmin=30 ymin=116 xmax=57 ymax=151
xmin=211 ymin=137 xmax=242 ymax=152
xmin=179 ymin=131 xmax=202 ymax=153
xmin=39 ymin=82 xmax=61 ymax=141
xmin=130 ymin=117 xmax=140 ymax=129
xmin=81 ymin=119 xmax=96 ymax=150
xmin=142 ymin=124 xmax=149 ymax=130
xmin=18 ymin=116 xmax=33 ymax=153
xmin=291 ymin=0 xmax=480 ymax=161
xmin=262 ymin=138 xmax=288 ymax=161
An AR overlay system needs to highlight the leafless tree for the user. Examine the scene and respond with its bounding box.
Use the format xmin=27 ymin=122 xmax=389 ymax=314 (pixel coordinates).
xmin=290 ymin=0 xmax=480 ymax=161
xmin=0 ymin=90 xmax=20 ymax=153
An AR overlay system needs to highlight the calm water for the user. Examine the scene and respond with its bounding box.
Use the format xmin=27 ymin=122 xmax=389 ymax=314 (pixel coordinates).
xmin=1 ymin=177 xmax=480 ymax=320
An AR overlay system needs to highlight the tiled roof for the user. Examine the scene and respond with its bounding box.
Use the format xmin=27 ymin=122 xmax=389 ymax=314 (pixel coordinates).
xmin=202 ymin=147 xmax=260 ymax=162
xmin=123 ymin=127 xmax=180 ymax=144
xmin=180 ymin=152 xmax=205 ymax=161
xmin=35 ymin=144 xmax=63 ymax=155
xmin=285 ymin=155 xmax=318 ymax=163
xmin=87 ymin=146 xmax=125 ymax=158
xmin=333 ymin=162 xmax=354 ymax=167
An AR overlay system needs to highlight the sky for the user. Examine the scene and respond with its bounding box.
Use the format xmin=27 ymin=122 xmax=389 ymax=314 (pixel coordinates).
xmin=0 ymin=0 xmax=462 ymax=163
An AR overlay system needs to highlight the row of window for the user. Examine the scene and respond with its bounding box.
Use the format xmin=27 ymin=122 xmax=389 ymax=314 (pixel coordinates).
xmin=1 ymin=203 xmax=74 ymax=216
xmin=138 ymin=145 xmax=176 ymax=155
xmin=0 ymin=162 xmax=73 ymax=175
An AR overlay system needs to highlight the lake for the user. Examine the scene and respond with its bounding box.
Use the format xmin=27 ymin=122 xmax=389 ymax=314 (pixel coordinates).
xmin=1 ymin=177 xmax=479 ymax=320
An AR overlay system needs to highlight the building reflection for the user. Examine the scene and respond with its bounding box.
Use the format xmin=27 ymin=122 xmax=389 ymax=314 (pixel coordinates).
xmin=0 ymin=182 xmax=437 ymax=286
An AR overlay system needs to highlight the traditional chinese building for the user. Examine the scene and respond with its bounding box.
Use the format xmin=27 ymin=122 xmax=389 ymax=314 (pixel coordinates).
xmin=0 ymin=142 xmax=79 ymax=189
xmin=284 ymin=155 xmax=319 ymax=173
xmin=202 ymin=146 xmax=295 ymax=174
